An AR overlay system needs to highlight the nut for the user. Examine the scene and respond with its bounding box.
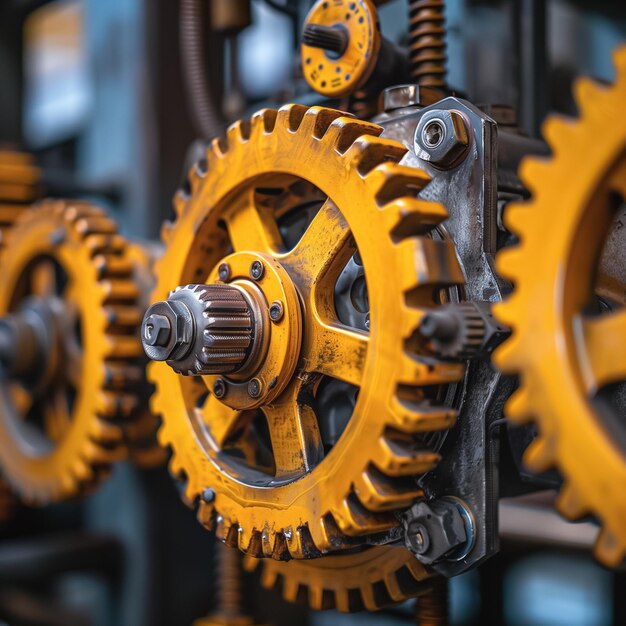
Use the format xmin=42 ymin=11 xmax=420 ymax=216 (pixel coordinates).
xmin=404 ymin=499 xmax=469 ymax=565
xmin=269 ymin=300 xmax=284 ymax=322
xmin=218 ymin=263 xmax=231 ymax=281
xmin=141 ymin=300 xmax=194 ymax=362
xmin=247 ymin=378 xmax=262 ymax=398
xmin=414 ymin=108 xmax=470 ymax=169
xmin=143 ymin=314 xmax=171 ymax=347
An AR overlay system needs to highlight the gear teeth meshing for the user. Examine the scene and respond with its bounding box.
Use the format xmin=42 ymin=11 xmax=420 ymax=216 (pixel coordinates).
xmin=151 ymin=104 xmax=465 ymax=559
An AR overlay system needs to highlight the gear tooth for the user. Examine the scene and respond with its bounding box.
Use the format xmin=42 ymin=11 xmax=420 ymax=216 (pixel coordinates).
xmin=226 ymin=119 xmax=252 ymax=146
xmin=276 ymin=103 xmax=310 ymax=132
xmin=556 ymin=483 xmax=588 ymax=520
xmin=334 ymin=494 xmax=396 ymax=536
xmin=399 ymin=304 xmax=425 ymax=339
xmin=250 ymin=108 xmax=278 ymax=135
xmin=573 ymin=77 xmax=604 ymax=117
xmin=197 ymin=500 xmax=215 ymax=529
xmin=167 ymin=454 xmax=184 ymax=480
xmin=360 ymin=585 xmax=378 ymax=612
xmin=396 ymin=238 xmax=465 ymax=291
xmin=518 ymin=157 xmax=552 ymax=194
xmin=261 ymin=528 xmax=274 ymax=557
xmin=595 ymin=528 xmax=625 ymax=568
xmin=160 ymin=220 xmax=175 ymax=244
xmin=495 ymin=241 xmax=525 ymax=283
xmin=320 ymin=117 xmax=382 ymax=154
xmin=238 ymin=524 xmax=254 ymax=553
xmin=343 ymin=135 xmax=407 ymax=176
xmin=88 ymin=417 xmax=122 ymax=444
xmin=398 ymin=352 xmax=465 ymax=386
xmin=505 ymin=386 xmax=533 ymax=424
xmin=542 ymin=115 xmax=577 ymax=154
xmin=501 ymin=201 xmax=532 ymax=238
xmin=377 ymin=435 xmax=441 ymax=474
xmin=335 ymin=589 xmax=350 ymax=613
xmin=259 ymin=563 xmax=278 ymax=588
xmin=308 ymin=585 xmax=325 ymax=611
xmin=71 ymin=458 xmax=94 ymax=483
xmin=298 ymin=106 xmax=345 ymax=139
xmin=391 ymin=397 xmax=458 ymax=433
xmin=211 ymin=136 xmax=227 ymax=158
xmin=524 ymin=436 xmax=555 ymax=473
xmin=384 ymin=197 xmax=449 ymax=238
xmin=282 ymin=575 xmax=300 ymax=603
xmin=366 ymin=162 xmax=431 ymax=205
xmin=353 ymin=466 xmax=422 ymax=512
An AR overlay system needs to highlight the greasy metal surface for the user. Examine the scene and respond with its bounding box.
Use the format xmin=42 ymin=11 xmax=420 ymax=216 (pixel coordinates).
xmin=150 ymin=104 xmax=467 ymax=559
xmin=495 ymin=47 xmax=626 ymax=567
xmin=376 ymin=97 xmax=503 ymax=576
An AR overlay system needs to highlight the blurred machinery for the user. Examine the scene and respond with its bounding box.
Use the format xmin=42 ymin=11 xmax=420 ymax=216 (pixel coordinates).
xmin=0 ymin=0 xmax=625 ymax=625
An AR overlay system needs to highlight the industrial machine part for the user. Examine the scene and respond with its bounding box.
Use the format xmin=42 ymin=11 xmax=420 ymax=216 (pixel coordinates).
xmin=248 ymin=545 xmax=430 ymax=612
xmin=0 ymin=200 xmax=146 ymax=503
xmin=144 ymin=104 xmax=467 ymax=559
xmin=408 ymin=0 xmax=447 ymax=88
xmin=495 ymin=46 xmax=626 ymax=568
xmin=301 ymin=0 xmax=407 ymax=99
xmin=0 ymin=151 xmax=40 ymax=248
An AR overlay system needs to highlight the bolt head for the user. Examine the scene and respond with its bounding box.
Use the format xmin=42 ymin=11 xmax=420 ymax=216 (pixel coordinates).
xmin=247 ymin=378 xmax=262 ymax=398
xmin=415 ymin=108 xmax=470 ymax=169
xmin=201 ymin=488 xmax=215 ymax=503
xmin=218 ymin=263 xmax=231 ymax=282
xmin=249 ymin=260 xmax=264 ymax=281
xmin=143 ymin=314 xmax=172 ymax=347
xmin=213 ymin=378 xmax=227 ymax=399
xmin=269 ymin=300 xmax=284 ymax=322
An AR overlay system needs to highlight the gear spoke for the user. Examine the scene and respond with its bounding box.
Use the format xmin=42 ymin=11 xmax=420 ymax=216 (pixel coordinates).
xmin=283 ymin=198 xmax=355 ymax=291
xmin=583 ymin=309 xmax=626 ymax=391
xmin=30 ymin=260 xmax=57 ymax=298
xmin=224 ymin=190 xmax=283 ymax=255
xmin=198 ymin=390 xmax=241 ymax=449
xmin=262 ymin=379 xmax=323 ymax=477
xmin=305 ymin=321 xmax=369 ymax=387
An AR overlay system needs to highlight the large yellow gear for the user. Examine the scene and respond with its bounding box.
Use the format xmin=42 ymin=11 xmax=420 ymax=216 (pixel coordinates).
xmin=494 ymin=47 xmax=626 ymax=567
xmin=150 ymin=104 xmax=465 ymax=558
xmin=0 ymin=199 xmax=145 ymax=504
xmin=246 ymin=546 xmax=429 ymax=612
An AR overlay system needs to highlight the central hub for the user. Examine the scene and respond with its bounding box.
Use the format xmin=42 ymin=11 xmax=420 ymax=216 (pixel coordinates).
xmin=142 ymin=251 xmax=302 ymax=410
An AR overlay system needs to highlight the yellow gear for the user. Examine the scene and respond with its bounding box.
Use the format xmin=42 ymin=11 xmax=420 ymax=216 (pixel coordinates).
xmin=494 ymin=47 xmax=626 ymax=567
xmin=0 ymin=200 xmax=145 ymax=503
xmin=247 ymin=546 xmax=430 ymax=612
xmin=150 ymin=104 xmax=465 ymax=558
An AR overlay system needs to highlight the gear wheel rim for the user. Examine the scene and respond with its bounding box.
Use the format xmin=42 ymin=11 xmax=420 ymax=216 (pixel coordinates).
xmin=0 ymin=199 xmax=144 ymax=503
xmin=246 ymin=545 xmax=430 ymax=612
xmin=151 ymin=104 xmax=466 ymax=558
xmin=494 ymin=47 xmax=626 ymax=566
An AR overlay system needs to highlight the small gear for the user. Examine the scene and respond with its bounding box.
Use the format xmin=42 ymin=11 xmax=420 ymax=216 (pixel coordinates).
xmin=495 ymin=46 xmax=626 ymax=566
xmin=149 ymin=104 xmax=466 ymax=558
xmin=0 ymin=200 xmax=145 ymax=503
xmin=246 ymin=546 xmax=430 ymax=612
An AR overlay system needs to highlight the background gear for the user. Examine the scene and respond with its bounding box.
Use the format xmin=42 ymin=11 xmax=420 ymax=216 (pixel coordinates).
xmin=247 ymin=545 xmax=430 ymax=612
xmin=150 ymin=104 xmax=466 ymax=559
xmin=495 ymin=46 xmax=626 ymax=567
xmin=0 ymin=200 xmax=145 ymax=503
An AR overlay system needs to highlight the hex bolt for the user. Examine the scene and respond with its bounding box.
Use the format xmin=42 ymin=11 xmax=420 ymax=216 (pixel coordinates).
xmin=269 ymin=300 xmax=284 ymax=322
xmin=213 ymin=378 xmax=227 ymax=399
xmin=201 ymin=488 xmax=215 ymax=503
xmin=247 ymin=378 xmax=262 ymax=398
xmin=249 ymin=260 xmax=264 ymax=281
xmin=218 ymin=263 xmax=231 ymax=281
xmin=143 ymin=314 xmax=172 ymax=347
xmin=415 ymin=108 xmax=470 ymax=169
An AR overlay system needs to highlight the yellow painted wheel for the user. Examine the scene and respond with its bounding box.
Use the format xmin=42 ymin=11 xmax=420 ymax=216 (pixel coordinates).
xmin=495 ymin=47 xmax=626 ymax=566
xmin=151 ymin=105 xmax=465 ymax=558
